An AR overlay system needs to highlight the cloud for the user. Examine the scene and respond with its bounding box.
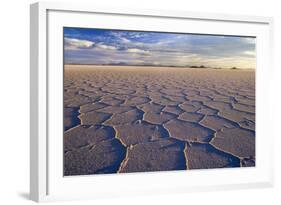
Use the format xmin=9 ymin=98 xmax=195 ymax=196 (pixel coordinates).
xmin=126 ymin=48 xmax=150 ymax=54
xmin=64 ymin=37 xmax=95 ymax=50
xmin=64 ymin=37 xmax=120 ymax=52
xmin=96 ymin=43 xmax=117 ymax=50
xmin=243 ymin=50 xmax=256 ymax=57
xmin=241 ymin=37 xmax=256 ymax=45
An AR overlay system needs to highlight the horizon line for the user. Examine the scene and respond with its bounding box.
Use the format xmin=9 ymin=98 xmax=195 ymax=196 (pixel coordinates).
xmin=64 ymin=63 xmax=255 ymax=70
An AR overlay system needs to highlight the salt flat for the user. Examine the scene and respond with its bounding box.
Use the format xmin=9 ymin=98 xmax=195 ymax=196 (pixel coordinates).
xmin=63 ymin=65 xmax=255 ymax=176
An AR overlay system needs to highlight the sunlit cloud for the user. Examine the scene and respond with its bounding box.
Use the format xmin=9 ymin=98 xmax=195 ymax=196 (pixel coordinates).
xmin=243 ymin=50 xmax=256 ymax=57
xmin=64 ymin=37 xmax=95 ymax=50
xmin=126 ymin=48 xmax=150 ymax=54
xmin=96 ymin=43 xmax=117 ymax=50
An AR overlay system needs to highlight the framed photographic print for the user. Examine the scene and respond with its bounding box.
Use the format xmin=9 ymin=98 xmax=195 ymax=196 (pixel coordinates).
xmin=30 ymin=2 xmax=274 ymax=202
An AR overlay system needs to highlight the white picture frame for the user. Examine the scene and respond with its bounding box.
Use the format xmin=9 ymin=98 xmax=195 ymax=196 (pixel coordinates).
xmin=30 ymin=1 xmax=274 ymax=202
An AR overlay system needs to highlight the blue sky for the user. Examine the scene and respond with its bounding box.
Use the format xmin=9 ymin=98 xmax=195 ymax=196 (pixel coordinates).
xmin=64 ymin=27 xmax=256 ymax=69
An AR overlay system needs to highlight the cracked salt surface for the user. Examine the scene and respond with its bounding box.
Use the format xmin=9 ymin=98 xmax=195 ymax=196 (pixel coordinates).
xmin=64 ymin=65 xmax=255 ymax=176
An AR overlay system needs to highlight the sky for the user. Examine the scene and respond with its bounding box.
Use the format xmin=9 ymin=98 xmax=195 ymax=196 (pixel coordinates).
xmin=64 ymin=27 xmax=256 ymax=69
